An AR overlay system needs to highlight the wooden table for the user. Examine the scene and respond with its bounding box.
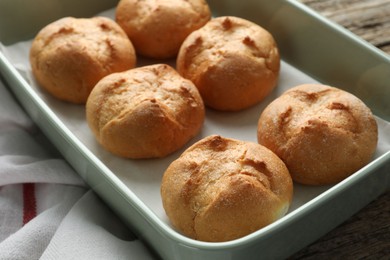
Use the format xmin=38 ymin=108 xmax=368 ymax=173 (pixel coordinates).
xmin=289 ymin=0 xmax=390 ymax=258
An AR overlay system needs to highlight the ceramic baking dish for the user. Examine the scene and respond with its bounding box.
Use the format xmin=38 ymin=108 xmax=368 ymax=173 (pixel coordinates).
xmin=1 ymin=0 xmax=389 ymax=259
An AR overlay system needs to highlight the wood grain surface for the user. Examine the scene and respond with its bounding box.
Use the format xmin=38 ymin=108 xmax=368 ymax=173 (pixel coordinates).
xmin=289 ymin=0 xmax=390 ymax=259
xmin=298 ymin=0 xmax=390 ymax=54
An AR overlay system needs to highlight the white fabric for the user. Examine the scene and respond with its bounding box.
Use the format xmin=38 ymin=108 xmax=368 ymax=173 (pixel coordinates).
xmin=0 ymin=79 xmax=155 ymax=259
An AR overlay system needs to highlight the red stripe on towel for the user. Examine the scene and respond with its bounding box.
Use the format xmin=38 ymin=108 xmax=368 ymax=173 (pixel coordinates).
xmin=23 ymin=183 xmax=37 ymax=225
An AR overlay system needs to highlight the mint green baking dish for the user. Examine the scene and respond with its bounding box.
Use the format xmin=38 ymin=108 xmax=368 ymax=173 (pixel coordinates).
xmin=1 ymin=0 xmax=389 ymax=259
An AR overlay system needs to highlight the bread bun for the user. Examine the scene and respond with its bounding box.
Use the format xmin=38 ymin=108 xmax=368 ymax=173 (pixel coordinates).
xmin=257 ymin=84 xmax=378 ymax=185
xmin=116 ymin=0 xmax=211 ymax=59
xmin=86 ymin=64 xmax=205 ymax=159
xmin=176 ymin=16 xmax=280 ymax=111
xmin=30 ymin=16 xmax=136 ymax=104
xmin=161 ymin=135 xmax=293 ymax=242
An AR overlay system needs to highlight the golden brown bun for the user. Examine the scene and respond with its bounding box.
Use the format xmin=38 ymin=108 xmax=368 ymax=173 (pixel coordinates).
xmin=161 ymin=135 xmax=293 ymax=242
xmin=86 ymin=64 xmax=205 ymax=159
xmin=176 ymin=16 xmax=280 ymax=111
xmin=257 ymin=84 xmax=378 ymax=185
xmin=115 ymin=0 xmax=211 ymax=59
xmin=30 ymin=16 xmax=136 ymax=104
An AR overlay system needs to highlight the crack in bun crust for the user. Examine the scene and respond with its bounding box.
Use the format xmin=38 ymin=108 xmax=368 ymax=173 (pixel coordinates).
xmin=177 ymin=16 xmax=280 ymax=111
xmin=30 ymin=16 xmax=136 ymax=104
xmin=116 ymin=0 xmax=211 ymax=59
xmin=161 ymin=135 xmax=293 ymax=242
xmin=257 ymin=84 xmax=378 ymax=185
xmin=86 ymin=64 xmax=205 ymax=159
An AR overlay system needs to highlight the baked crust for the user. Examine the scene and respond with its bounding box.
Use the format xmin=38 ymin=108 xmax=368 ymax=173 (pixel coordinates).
xmin=30 ymin=16 xmax=136 ymax=104
xmin=161 ymin=135 xmax=293 ymax=242
xmin=86 ymin=64 xmax=205 ymax=159
xmin=257 ymin=84 xmax=378 ymax=185
xmin=177 ymin=16 xmax=280 ymax=111
xmin=116 ymin=0 xmax=211 ymax=59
